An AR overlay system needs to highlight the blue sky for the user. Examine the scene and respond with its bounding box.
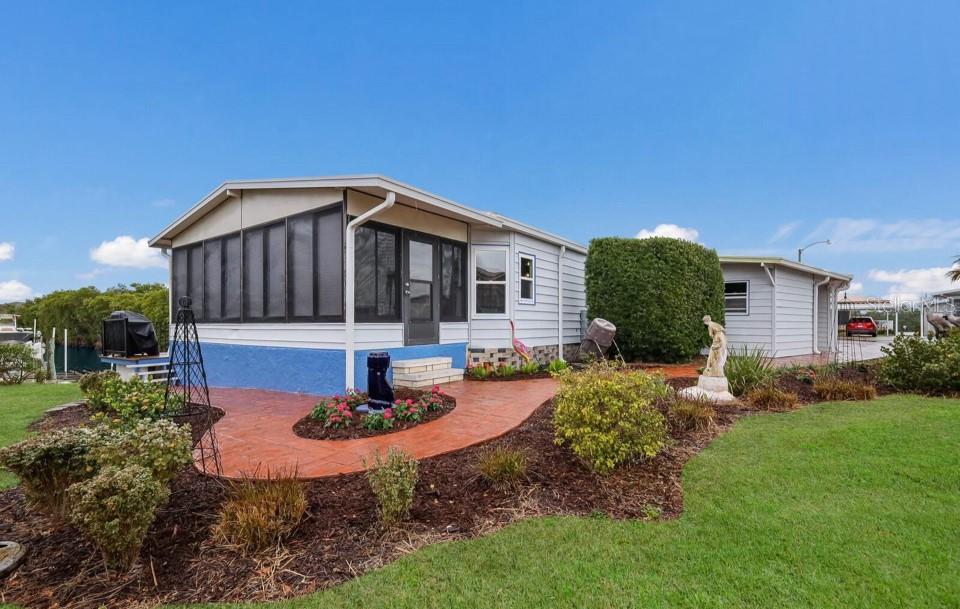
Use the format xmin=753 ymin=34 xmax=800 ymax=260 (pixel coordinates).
xmin=2 ymin=1 xmax=959 ymax=302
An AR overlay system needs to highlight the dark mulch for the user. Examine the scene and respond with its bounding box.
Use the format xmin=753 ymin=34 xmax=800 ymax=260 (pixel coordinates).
xmin=466 ymin=370 xmax=553 ymax=382
xmin=292 ymin=387 xmax=456 ymax=440
xmin=27 ymin=403 xmax=92 ymax=433
xmin=0 ymin=396 xmax=737 ymax=609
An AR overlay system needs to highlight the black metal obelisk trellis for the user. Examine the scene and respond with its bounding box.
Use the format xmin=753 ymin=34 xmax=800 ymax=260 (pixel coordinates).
xmin=164 ymin=296 xmax=221 ymax=476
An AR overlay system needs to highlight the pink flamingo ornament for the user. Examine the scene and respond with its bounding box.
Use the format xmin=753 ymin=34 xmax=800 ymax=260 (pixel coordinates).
xmin=509 ymin=320 xmax=533 ymax=363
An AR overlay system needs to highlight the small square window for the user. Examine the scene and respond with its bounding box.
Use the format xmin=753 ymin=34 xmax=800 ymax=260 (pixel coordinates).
xmin=724 ymin=281 xmax=749 ymax=315
xmin=519 ymin=254 xmax=535 ymax=304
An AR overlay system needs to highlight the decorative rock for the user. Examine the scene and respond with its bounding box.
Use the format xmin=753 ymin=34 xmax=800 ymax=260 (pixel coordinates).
xmin=0 ymin=541 xmax=27 ymax=577
xmin=678 ymin=375 xmax=738 ymax=404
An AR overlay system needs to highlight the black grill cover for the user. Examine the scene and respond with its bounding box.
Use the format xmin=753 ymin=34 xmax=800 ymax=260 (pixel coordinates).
xmin=367 ymin=352 xmax=394 ymax=411
xmin=102 ymin=311 xmax=160 ymax=357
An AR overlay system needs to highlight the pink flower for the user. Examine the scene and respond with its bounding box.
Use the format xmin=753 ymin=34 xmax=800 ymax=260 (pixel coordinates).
xmin=337 ymin=403 xmax=346 ymax=412
xmin=406 ymin=399 xmax=414 ymax=405
xmin=383 ymin=409 xmax=394 ymax=419
xmin=344 ymin=410 xmax=353 ymax=418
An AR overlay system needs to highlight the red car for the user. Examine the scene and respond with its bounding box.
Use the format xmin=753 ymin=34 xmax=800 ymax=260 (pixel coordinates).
xmin=846 ymin=316 xmax=878 ymax=338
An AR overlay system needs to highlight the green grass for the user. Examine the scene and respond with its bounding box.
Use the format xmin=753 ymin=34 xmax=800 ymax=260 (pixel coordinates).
xmin=165 ymin=395 xmax=960 ymax=609
xmin=0 ymin=382 xmax=81 ymax=488
xmin=2 ymin=393 xmax=957 ymax=608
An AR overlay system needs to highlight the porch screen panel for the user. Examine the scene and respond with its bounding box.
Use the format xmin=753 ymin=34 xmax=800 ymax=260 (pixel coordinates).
xmin=376 ymin=231 xmax=398 ymax=318
xmin=288 ymin=215 xmax=314 ymax=319
xmin=223 ymin=235 xmax=241 ymax=321
xmin=355 ymin=227 xmax=377 ymax=318
xmin=187 ymin=244 xmax=204 ymax=320
xmin=172 ymin=248 xmax=188 ymax=308
xmin=440 ymin=242 xmax=466 ymax=321
xmin=203 ymin=239 xmax=222 ymax=321
xmin=265 ymin=223 xmax=286 ymax=319
xmin=316 ymin=209 xmax=343 ymax=317
xmin=244 ymin=229 xmax=264 ymax=320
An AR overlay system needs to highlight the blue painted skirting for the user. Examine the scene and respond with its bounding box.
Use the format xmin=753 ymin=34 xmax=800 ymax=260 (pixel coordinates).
xmin=190 ymin=341 xmax=468 ymax=395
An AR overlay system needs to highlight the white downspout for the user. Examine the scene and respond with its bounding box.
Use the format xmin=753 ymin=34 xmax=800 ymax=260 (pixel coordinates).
xmin=813 ymin=276 xmax=831 ymax=355
xmin=344 ymin=192 xmax=396 ymax=390
xmin=557 ymin=245 xmax=566 ymax=361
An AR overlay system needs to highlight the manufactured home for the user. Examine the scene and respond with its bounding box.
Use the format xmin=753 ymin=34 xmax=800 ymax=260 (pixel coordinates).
xmin=719 ymin=256 xmax=852 ymax=360
xmin=149 ymin=175 xmax=587 ymax=394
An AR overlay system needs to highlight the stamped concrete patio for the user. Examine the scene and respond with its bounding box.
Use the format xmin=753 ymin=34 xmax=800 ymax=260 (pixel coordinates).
xmin=206 ymin=378 xmax=558 ymax=479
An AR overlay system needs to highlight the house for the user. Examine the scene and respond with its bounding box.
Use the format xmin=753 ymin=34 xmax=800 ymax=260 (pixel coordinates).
xmin=148 ymin=175 xmax=587 ymax=394
xmin=719 ymin=256 xmax=852 ymax=361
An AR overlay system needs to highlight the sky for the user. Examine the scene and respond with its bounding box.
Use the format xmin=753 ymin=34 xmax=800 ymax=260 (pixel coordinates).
xmin=2 ymin=1 xmax=959 ymax=303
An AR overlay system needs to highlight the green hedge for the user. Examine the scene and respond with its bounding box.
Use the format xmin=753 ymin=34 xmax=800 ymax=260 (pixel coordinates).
xmin=585 ymin=236 xmax=725 ymax=362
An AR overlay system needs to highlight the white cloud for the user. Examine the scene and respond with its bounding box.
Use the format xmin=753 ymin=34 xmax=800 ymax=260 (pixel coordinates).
xmin=768 ymin=221 xmax=800 ymax=244
xmin=867 ymin=265 xmax=960 ymax=302
xmin=636 ymin=224 xmax=700 ymax=242
xmin=0 ymin=280 xmax=32 ymax=303
xmin=844 ymin=281 xmax=864 ymax=294
xmin=90 ymin=236 xmax=166 ymax=269
xmin=0 ymin=242 xmax=13 ymax=261
xmin=804 ymin=218 xmax=960 ymax=253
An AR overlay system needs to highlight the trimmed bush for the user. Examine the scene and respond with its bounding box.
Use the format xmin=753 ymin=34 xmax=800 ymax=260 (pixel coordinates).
xmin=746 ymin=384 xmax=799 ymax=410
xmin=585 ymin=237 xmax=725 ymax=362
xmin=67 ymin=465 xmax=169 ymax=571
xmin=94 ymin=375 xmax=182 ymax=424
xmin=477 ymin=446 xmax=528 ymax=489
xmin=726 ymin=346 xmax=776 ymax=396
xmin=366 ymin=447 xmax=418 ymax=527
xmin=0 ymin=343 xmax=41 ymax=385
xmin=78 ymin=370 xmax=120 ymax=410
xmin=813 ymin=379 xmax=877 ymax=401
xmin=668 ymin=398 xmax=715 ymax=432
xmin=89 ymin=419 xmax=192 ymax=483
xmin=214 ymin=469 xmax=308 ymax=553
xmin=0 ymin=426 xmax=98 ymax=516
xmin=553 ymin=363 xmax=669 ymax=473
xmin=879 ymin=333 xmax=960 ymax=393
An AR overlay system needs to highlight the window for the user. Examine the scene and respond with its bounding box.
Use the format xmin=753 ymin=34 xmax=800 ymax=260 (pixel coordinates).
xmin=440 ymin=242 xmax=467 ymax=321
xmin=171 ymin=243 xmax=203 ymax=319
xmin=355 ymin=224 xmax=400 ymax=321
xmin=474 ymin=247 xmax=507 ymax=315
xmin=518 ymin=254 xmax=535 ymax=304
xmin=287 ymin=208 xmax=342 ymax=320
xmin=724 ymin=281 xmax=749 ymax=315
xmin=243 ymin=221 xmax=286 ymax=321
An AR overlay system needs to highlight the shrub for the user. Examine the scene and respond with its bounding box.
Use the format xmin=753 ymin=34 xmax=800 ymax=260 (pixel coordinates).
xmin=0 ymin=343 xmax=40 ymax=385
xmin=78 ymin=370 xmax=120 ymax=410
xmin=363 ymin=409 xmax=395 ymax=430
xmin=553 ymin=363 xmax=669 ymax=474
xmin=469 ymin=365 xmax=491 ymax=379
xmin=746 ymin=384 xmax=799 ymax=410
xmin=94 ymin=375 xmax=181 ymax=424
xmin=67 ymin=465 xmax=169 ymax=571
xmin=214 ymin=469 xmax=308 ymax=553
xmin=366 ymin=447 xmax=418 ymax=527
xmin=668 ymin=398 xmax=715 ymax=432
xmin=585 ymin=237 xmax=724 ymax=362
xmin=0 ymin=426 xmax=98 ymax=516
xmin=879 ymin=333 xmax=960 ymax=393
xmin=812 ymin=379 xmax=877 ymax=401
xmin=310 ymin=396 xmax=356 ymax=428
xmin=494 ymin=364 xmax=517 ymax=377
xmin=725 ymin=346 xmax=776 ymax=396
xmin=519 ymin=361 xmax=541 ymax=375
xmin=89 ymin=419 xmax=192 ymax=483
xmin=477 ymin=446 xmax=527 ymax=489
xmin=547 ymin=359 xmax=569 ymax=374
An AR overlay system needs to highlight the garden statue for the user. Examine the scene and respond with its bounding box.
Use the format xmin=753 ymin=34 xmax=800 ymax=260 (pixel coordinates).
xmin=702 ymin=315 xmax=728 ymax=377
xmin=678 ymin=314 xmax=737 ymax=404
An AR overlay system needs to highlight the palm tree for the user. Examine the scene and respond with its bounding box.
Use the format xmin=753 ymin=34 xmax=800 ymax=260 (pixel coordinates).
xmin=948 ymin=257 xmax=960 ymax=282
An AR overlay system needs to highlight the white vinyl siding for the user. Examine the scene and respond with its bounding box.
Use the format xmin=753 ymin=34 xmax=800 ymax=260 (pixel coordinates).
xmin=562 ymin=250 xmax=587 ymax=346
xmin=775 ymin=267 xmax=815 ymax=357
xmin=721 ymin=264 xmax=774 ymax=355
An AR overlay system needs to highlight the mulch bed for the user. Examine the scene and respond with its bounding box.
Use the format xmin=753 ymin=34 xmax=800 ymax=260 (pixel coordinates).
xmin=0 ymin=394 xmax=740 ymax=609
xmin=292 ymin=387 xmax=456 ymax=440
xmin=27 ymin=403 xmax=92 ymax=433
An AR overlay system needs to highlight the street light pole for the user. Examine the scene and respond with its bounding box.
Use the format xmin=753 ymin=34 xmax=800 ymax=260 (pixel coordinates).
xmin=798 ymin=239 xmax=831 ymax=263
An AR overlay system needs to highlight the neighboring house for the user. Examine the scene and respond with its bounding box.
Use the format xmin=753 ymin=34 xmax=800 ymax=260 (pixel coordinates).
xmin=148 ymin=175 xmax=587 ymax=394
xmin=719 ymin=256 xmax=852 ymax=360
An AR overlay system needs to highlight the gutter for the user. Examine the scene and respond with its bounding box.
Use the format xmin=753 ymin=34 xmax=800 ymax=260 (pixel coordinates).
xmin=344 ymin=192 xmax=396 ymax=390
xmin=812 ymin=275 xmax=832 ymax=355
xmin=557 ymin=245 xmax=566 ymax=360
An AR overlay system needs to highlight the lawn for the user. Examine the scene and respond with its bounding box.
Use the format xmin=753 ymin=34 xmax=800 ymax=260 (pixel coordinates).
xmin=171 ymin=395 xmax=959 ymax=609
xmin=0 ymin=382 xmax=81 ymax=488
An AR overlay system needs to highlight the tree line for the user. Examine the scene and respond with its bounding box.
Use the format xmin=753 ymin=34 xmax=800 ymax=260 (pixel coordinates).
xmin=0 ymin=283 xmax=169 ymax=349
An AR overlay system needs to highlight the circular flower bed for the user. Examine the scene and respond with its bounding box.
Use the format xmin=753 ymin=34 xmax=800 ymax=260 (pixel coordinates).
xmin=292 ymin=386 xmax=455 ymax=440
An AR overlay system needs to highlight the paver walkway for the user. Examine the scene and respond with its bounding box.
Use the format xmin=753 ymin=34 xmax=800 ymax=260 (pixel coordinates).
xmin=206 ymin=378 xmax=558 ymax=479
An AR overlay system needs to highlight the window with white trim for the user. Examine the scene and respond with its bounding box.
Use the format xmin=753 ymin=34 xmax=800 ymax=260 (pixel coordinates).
xmin=518 ymin=253 xmax=535 ymax=304
xmin=474 ymin=247 xmax=508 ymax=315
xmin=724 ymin=281 xmax=749 ymax=315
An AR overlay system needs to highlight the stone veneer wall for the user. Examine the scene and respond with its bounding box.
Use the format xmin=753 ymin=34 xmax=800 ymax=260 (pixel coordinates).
xmin=468 ymin=343 xmax=581 ymax=368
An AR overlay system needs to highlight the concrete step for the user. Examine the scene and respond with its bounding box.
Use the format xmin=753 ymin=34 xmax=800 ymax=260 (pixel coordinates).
xmin=392 ymin=357 xmax=453 ymax=374
xmin=393 ymin=367 xmax=464 ymax=388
